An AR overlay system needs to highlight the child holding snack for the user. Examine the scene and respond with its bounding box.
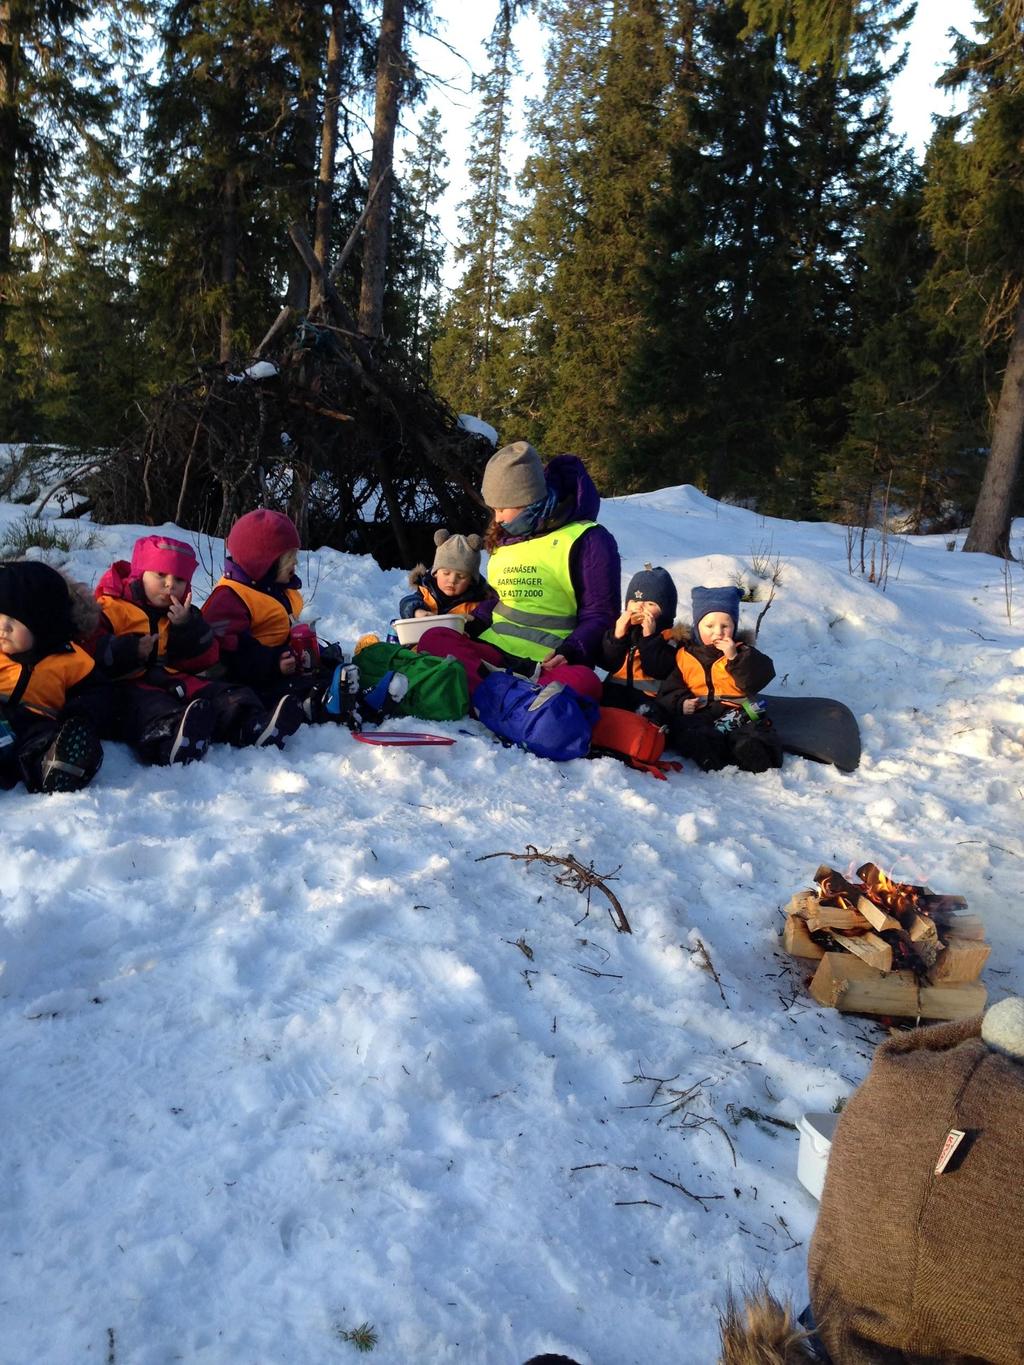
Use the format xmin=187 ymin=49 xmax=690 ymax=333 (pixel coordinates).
xmin=201 ymin=509 xmax=358 ymax=723
xmin=599 ymin=563 xmax=679 ymax=709
xmin=1 ymin=560 xmax=109 ymax=793
xmin=93 ymin=533 xmax=302 ymax=765
xmin=398 ymin=530 xmax=495 ymax=619
xmin=654 ymin=585 xmax=781 ymax=773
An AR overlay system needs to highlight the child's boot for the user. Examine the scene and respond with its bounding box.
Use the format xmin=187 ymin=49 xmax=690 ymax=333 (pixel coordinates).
xmin=247 ymin=693 xmax=304 ymax=749
xmin=166 ymin=697 xmax=216 ymax=765
xmin=729 ymin=727 xmax=782 ymax=773
xmin=39 ymin=717 xmax=104 ymax=793
xmin=306 ymin=662 xmax=361 ymax=726
xmin=361 ymin=669 xmax=409 ymax=723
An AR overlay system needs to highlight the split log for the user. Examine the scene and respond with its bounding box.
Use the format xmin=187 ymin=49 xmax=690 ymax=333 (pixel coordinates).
xmin=808 ymin=952 xmax=986 ymax=1021
xmin=830 ymin=930 xmax=893 ymax=974
xmin=931 ymin=936 xmax=992 ymax=983
xmin=783 ymin=915 xmax=825 ymax=959
xmin=920 ymin=894 xmax=969 ymax=914
xmin=784 ymin=890 xmax=819 ymax=917
xmin=806 ymin=905 xmax=871 ymax=934
xmin=930 ymin=912 xmax=986 ymax=941
xmin=855 ymin=895 xmax=901 ymax=933
xmin=813 ymin=865 xmax=863 ymax=901
xmin=906 ymin=912 xmax=942 ymax=968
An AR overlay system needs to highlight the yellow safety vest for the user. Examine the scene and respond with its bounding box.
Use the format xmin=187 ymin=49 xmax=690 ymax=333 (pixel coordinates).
xmin=480 ymin=521 xmax=594 ymax=662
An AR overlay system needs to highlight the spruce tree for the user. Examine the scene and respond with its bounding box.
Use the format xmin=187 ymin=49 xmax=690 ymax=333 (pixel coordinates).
xmin=0 ymin=0 xmax=131 ymax=434
xmin=396 ymin=105 xmax=449 ymax=377
xmin=507 ymin=0 xmax=681 ymax=483
xmin=923 ymin=2 xmax=1024 ymax=555
xmin=622 ymin=0 xmax=910 ymax=514
xmin=431 ymin=8 xmax=520 ymax=431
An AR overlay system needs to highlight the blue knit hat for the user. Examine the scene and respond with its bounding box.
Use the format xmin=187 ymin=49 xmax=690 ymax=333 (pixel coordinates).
xmin=691 ymin=585 xmax=742 ymax=634
xmin=625 ymin=564 xmax=677 ymax=623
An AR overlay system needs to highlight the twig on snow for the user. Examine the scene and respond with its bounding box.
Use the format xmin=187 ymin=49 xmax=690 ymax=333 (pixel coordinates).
xmin=648 ymin=1170 xmax=724 ymax=1212
xmin=691 ymin=938 xmax=728 ymax=1005
xmin=477 ymin=846 xmax=632 ymax=933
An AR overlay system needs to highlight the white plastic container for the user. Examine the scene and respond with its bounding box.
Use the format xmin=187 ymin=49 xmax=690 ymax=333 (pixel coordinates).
xmin=797 ymin=1111 xmax=840 ymax=1200
xmin=392 ymin=613 xmax=467 ymax=647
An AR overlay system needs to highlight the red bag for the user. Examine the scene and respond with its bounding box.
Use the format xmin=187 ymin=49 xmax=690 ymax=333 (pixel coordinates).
xmin=590 ymin=706 xmax=682 ymax=780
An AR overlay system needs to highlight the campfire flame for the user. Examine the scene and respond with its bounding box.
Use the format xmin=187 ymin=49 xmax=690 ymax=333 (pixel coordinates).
xmin=858 ymin=862 xmax=929 ymax=917
xmin=811 ymin=862 xmax=939 ymax=979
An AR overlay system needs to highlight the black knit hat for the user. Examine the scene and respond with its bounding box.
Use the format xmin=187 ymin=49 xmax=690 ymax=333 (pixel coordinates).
xmin=691 ymin=584 xmax=742 ymax=633
xmin=625 ymin=564 xmax=678 ymax=623
xmin=0 ymin=560 xmax=74 ymax=655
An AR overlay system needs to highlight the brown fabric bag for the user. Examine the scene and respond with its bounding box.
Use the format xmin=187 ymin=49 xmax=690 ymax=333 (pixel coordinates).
xmin=808 ymin=1015 xmax=1024 ymax=1364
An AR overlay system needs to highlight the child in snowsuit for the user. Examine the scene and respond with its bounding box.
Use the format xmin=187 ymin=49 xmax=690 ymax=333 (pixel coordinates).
xmin=201 ymin=509 xmax=358 ymax=723
xmin=599 ymin=563 xmax=680 ymax=710
xmin=92 ymin=534 xmax=302 ymax=765
xmin=0 ymin=560 xmax=109 ymax=793
xmin=398 ymin=530 xmax=495 ymax=620
xmin=653 ymin=585 xmax=781 ymax=773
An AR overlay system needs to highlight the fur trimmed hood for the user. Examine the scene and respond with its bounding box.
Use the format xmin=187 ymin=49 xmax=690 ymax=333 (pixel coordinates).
xmin=718 ymin=1289 xmax=818 ymax=1364
xmin=66 ymin=573 xmax=101 ymax=639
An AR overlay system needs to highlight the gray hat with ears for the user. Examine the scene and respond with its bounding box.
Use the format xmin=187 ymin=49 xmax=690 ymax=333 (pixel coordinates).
xmin=481 ymin=440 xmax=547 ymax=509
xmin=432 ymin=529 xmax=482 ymax=578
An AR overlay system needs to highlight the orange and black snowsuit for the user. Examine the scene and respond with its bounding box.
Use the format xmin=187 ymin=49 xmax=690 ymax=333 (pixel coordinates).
xmin=90 ymin=560 xmax=274 ymax=760
xmin=599 ymin=624 xmax=677 ymax=708
xmin=201 ymin=567 xmax=304 ymax=701
xmin=1 ymin=646 xmax=111 ymax=792
xmin=92 ymin=561 xmax=218 ymax=695
xmin=651 ymin=628 xmax=780 ymax=772
xmin=0 ymin=559 xmax=113 ymax=791
xmin=1 ymin=645 xmax=97 ymax=720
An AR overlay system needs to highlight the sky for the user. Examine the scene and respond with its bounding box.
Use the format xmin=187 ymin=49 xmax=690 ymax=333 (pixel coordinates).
xmin=405 ymin=2 xmax=980 ymax=282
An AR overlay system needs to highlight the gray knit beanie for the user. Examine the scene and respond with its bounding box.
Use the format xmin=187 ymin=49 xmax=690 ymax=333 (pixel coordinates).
xmin=480 ymin=440 xmax=547 ymax=509
xmin=432 ymin=529 xmax=482 ymax=578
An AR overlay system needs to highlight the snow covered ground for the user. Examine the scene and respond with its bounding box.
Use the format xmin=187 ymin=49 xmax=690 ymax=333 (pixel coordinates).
xmin=1 ymin=482 xmax=1022 ymax=1364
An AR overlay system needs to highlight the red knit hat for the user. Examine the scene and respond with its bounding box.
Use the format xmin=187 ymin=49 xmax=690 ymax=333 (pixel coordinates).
xmin=226 ymin=509 xmax=300 ymax=581
xmin=130 ymin=535 xmax=197 ymax=586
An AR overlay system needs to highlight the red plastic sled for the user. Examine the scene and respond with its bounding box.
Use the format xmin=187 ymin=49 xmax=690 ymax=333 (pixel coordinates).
xmin=352 ymin=730 xmax=455 ymax=747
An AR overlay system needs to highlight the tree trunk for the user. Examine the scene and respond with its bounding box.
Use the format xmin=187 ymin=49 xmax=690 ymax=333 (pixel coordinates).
xmin=963 ymin=291 xmax=1024 ymax=557
xmin=311 ymin=0 xmax=345 ymax=310
xmin=0 ymin=0 xmax=18 ymax=350
xmin=286 ymin=85 xmax=317 ymax=315
xmin=357 ymin=0 xmax=405 ymax=340
xmin=219 ymin=164 xmax=239 ymax=363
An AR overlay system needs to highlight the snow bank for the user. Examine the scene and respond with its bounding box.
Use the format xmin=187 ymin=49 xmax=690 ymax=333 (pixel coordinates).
xmin=1 ymin=487 xmax=1022 ymax=1363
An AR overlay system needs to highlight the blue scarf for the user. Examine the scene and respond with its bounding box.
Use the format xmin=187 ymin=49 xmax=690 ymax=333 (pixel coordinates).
xmin=496 ymin=489 xmax=559 ymax=540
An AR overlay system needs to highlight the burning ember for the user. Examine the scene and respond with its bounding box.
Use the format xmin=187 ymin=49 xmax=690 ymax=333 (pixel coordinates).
xmin=781 ymin=862 xmax=989 ymax=1022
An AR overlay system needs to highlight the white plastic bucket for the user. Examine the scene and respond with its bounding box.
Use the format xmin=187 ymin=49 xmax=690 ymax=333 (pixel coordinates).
xmin=797 ymin=1111 xmax=840 ymax=1200
xmin=392 ymin=614 xmax=467 ymax=647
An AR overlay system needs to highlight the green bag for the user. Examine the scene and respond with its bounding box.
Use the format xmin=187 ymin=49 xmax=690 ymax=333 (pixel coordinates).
xmin=355 ymin=642 xmax=470 ymax=722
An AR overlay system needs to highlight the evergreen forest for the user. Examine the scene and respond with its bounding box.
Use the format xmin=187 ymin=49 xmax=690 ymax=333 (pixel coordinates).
xmin=1 ymin=0 xmax=1021 ymax=558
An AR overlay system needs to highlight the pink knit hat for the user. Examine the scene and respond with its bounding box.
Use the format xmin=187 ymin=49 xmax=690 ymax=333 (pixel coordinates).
xmin=226 ymin=509 xmax=301 ymax=581
xmin=130 ymin=534 xmax=197 ymax=586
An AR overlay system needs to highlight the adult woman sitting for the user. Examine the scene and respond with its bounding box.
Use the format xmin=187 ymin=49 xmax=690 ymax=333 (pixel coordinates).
xmin=417 ymin=441 xmax=620 ymax=700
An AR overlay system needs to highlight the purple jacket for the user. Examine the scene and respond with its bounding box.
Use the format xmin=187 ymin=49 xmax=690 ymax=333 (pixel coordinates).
xmin=471 ymin=454 xmax=621 ymax=666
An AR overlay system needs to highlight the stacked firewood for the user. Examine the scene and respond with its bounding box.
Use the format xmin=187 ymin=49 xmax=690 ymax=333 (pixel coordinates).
xmin=782 ymin=863 xmax=989 ymax=1020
